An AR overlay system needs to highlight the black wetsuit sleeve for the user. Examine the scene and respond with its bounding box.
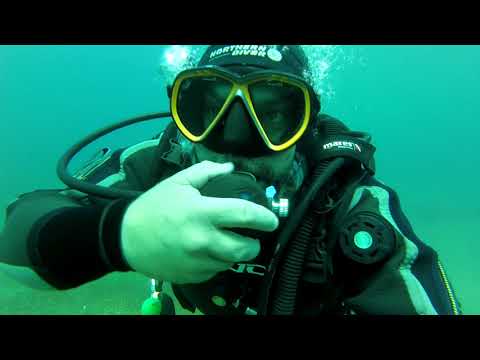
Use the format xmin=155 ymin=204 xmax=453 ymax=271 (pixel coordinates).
xmin=0 ymin=190 xmax=134 ymax=290
xmin=0 ymin=139 xmax=165 ymax=290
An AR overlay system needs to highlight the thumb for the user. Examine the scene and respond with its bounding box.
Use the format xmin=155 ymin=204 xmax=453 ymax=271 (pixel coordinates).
xmin=168 ymin=161 xmax=235 ymax=189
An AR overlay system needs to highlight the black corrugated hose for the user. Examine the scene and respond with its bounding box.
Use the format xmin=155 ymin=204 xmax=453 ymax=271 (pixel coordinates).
xmin=270 ymin=119 xmax=348 ymax=315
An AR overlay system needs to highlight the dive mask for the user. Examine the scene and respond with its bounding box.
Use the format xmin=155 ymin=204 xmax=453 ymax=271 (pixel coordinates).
xmin=170 ymin=66 xmax=320 ymax=156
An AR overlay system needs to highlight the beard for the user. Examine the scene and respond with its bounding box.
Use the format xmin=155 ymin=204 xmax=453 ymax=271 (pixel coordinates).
xmin=192 ymin=143 xmax=305 ymax=199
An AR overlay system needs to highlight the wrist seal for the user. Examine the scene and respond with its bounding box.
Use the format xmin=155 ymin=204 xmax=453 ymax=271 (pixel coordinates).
xmin=99 ymin=198 xmax=135 ymax=272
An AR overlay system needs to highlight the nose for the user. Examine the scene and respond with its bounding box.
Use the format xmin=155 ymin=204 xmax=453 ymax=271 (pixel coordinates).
xmin=221 ymin=99 xmax=256 ymax=146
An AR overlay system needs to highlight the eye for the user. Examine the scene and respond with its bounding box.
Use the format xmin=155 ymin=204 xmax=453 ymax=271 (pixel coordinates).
xmin=266 ymin=111 xmax=281 ymax=120
xmin=207 ymin=92 xmax=228 ymax=109
xmin=262 ymin=111 xmax=286 ymax=129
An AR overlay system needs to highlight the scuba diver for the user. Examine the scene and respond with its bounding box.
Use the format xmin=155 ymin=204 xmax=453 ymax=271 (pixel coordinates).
xmin=0 ymin=45 xmax=462 ymax=315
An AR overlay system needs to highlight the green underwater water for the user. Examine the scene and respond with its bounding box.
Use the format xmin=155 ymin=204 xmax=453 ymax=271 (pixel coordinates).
xmin=0 ymin=45 xmax=478 ymax=315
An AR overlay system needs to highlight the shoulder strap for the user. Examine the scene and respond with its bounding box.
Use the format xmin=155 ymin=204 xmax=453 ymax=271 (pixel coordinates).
xmin=298 ymin=114 xmax=376 ymax=176
xmin=146 ymin=122 xmax=191 ymax=189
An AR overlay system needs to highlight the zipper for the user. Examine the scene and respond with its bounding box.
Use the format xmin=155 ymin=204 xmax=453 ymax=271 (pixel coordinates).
xmin=437 ymin=260 xmax=459 ymax=315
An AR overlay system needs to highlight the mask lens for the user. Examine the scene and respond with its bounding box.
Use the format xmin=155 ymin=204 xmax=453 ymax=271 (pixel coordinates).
xmin=249 ymin=80 xmax=307 ymax=146
xmin=176 ymin=75 xmax=233 ymax=137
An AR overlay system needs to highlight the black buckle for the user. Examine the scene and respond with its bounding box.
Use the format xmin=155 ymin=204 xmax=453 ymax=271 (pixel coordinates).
xmin=302 ymin=230 xmax=334 ymax=285
xmin=160 ymin=139 xmax=186 ymax=172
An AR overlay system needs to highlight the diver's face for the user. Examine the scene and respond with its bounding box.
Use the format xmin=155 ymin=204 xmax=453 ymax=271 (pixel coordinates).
xmin=193 ymin=143 xmax=297 ymax=189
xmin=189 ymin=65 xmax=301 ymax=190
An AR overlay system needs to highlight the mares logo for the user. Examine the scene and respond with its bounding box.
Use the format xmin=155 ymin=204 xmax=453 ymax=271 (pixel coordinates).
xmin=323 ymin=141 xmax=362 ymax=153
xmin=230 ymin=263 xmax=266 ymax=276
xmin=209 ymin=45 xmax=268 ymax=60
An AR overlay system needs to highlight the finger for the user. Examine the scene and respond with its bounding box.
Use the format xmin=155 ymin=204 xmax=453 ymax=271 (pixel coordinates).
xmin=168 ymin=160 xmax=234 ymax=189
xmin=176 ymin=259 xmax=234 ymax=284
xmin=202 ymin=196 xmax=279 ymax=232
xmin=190 ymin=257 xmax=235 ymax=275
xmin=206 ymin=229 xmax=261 ymax=263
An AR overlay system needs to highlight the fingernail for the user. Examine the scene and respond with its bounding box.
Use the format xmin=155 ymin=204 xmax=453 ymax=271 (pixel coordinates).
xmin=246 ymin=244 xmax=260 ymax=260
xmin=273 ymin=216 xmax=279 ymax=229
xmin=223 ymin=162 xmax=234 ymax=171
